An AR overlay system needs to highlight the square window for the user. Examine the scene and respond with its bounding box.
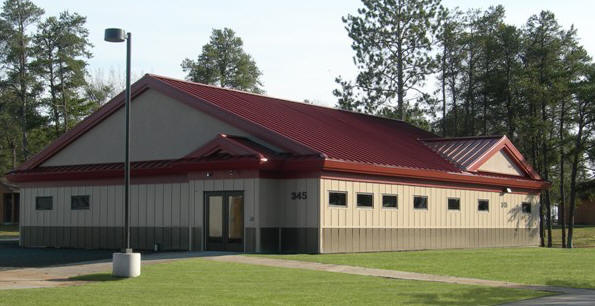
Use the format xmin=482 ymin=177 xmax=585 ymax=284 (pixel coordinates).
xmin=71 ymin=195 xmax=90 ymax=210
xmin=413 ymin=196 xmax=428 ymax=209
xmin=521 ymin=202 xmax=531 ymax=213
xmin=382 ymin=194 xmax=398 ymax=208
xmin=478 ymin=199 xmax=489 ymax=212
xmin=35 ymin=196 xmax=53 ymax=210
xmin=329 ymin=192 xmax=347 ymax=206
xmin=357 ymin=193 xmax=373 ymax=207
xmin=448 ymin=198 xmax=460 ymax=210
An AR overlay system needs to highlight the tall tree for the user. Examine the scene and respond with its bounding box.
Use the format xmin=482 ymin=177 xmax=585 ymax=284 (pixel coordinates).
xmin=567 ymin=63 xmax=595 ymax=248
xmin=33 ymin=11 xmax=93 ymax=136
xmin=83 ymin=69 xmax=116 ymax=109
xmin=522 ymin=11 xmax=565 ymax=247
xmin=556 ymin=26 xmax=590 ymax=247
xmin=181 ymin=28 xmax=263 ymax=93
xmin=334 ymin=0 xmax=440 ymax=120
xmin=435 ymin=7 xmax=463 ymax=136
xmin=0 ymin=0 xmax=44 ymax=160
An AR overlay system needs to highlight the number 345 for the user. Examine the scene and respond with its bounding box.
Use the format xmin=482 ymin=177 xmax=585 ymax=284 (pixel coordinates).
xmin=291 ymin=192 xmax=307 ymax=200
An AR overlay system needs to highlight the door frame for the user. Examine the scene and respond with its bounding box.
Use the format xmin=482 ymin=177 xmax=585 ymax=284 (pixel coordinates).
xmin=204 ymin=191 xmax=245 ymax=252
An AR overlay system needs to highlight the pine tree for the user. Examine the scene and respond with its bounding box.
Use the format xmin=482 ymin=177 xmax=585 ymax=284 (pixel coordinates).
xmin=181 ymin=28 xmax=263 ymax=93
xmin=334 ymin=0 xmax=440 ymax=120
xmin=33 ymin=11 xmax=93 ymax=136
xmin=0 ymin=0 xmax=44 ymax=160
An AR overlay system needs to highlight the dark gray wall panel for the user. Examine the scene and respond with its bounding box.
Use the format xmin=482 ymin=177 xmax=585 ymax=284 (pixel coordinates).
xmin=260 ymin=227 xmax=279 ymax=252
xmin=245 ymin=227 xmax=256 ymax=253
xmin=21 ymin=226 xmax=194 ymax=251
xmin=321 ymin=228 xmax=540 ymax=253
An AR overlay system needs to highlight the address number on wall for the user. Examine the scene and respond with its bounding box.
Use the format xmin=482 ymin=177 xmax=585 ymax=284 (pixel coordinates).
xmin=291 ymin=192 xmax=308 ymax=200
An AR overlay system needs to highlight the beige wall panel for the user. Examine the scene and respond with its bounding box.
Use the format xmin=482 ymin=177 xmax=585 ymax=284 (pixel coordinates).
xmin=43 ymin=90 xmax=279 ymax=166
xmin=163 ymin=184 xmax=172 ymax=227
xmin=478 ymin=150 xmax=524 ymax=176
xmin=321 ymin=178 xmax=539 ymax=230
xmin=273 ymin=178 xmax=319 ymax=229
xmin=152 ymin=184 xmax=162 ymax=227
xmin=258 ymin=179 xmax=278 ymax=227
xmin=180 ymin=183 xmax=189 ymax=227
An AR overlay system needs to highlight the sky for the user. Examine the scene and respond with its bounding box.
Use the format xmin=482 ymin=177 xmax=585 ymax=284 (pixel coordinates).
xmin=37 ymin=0 xmax=595 ymax=107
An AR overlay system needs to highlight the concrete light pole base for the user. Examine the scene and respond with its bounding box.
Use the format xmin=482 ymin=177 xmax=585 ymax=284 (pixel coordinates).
xmin=112 ymin=251 xmax=141 ymax=278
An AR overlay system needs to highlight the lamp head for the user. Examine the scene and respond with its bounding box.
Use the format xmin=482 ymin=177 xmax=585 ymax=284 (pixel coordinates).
xmin=104 ymin=28 xmax=126 ymax=42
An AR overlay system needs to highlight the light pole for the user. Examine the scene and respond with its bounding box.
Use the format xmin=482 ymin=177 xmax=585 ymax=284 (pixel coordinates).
xmin=105 ymin=28 xmax=140 ymax=278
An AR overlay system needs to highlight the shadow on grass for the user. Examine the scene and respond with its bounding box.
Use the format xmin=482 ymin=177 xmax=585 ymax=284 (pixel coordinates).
xmin=545 ymin=279 xmax=595 ymax=289
xmin=409 ymin=287 xmax=551 ymax=306
xmin=71 ymin=273 xmax=126 ymax=282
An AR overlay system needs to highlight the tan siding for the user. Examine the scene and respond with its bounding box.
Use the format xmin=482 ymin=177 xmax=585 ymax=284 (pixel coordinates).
xmin=321 ymin=178 xmax=540 ymax=230
xmin=478 ymin=150 xmax=524 ymax=176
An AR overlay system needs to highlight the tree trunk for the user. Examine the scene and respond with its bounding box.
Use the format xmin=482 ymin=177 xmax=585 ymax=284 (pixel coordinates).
xmin=465 ymin=46 xmax=474 ymax=135
xmin=559 ymin=99 xmax=566 ymax=248
xmin=542 ymin=105 xmax=552 ymax=247
xmin=19 ymin=27 xmax=28 ymax=160
xmin=59 ymin=61 xmax=69 ymax=133
xmin=450 ymin=80 xmax=458 ymax=136
xmin=442 ymin=45 xmax=447 ymax=136
xmin=567 ymin=121 xmax=584 ymax=248
xmin=539 ymin=196 xmax=545 ymax=247
xmin=48 ymin=62 xmax=60 ymax=137
xmin=396 ymin=18 xmax=405 ymax=121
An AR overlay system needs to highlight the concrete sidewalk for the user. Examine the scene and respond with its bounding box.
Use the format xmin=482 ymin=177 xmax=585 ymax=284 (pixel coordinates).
xmin=206 ymin=255 xmax=595 ymax=306
xmin=0 ymin=251 xmax=227 ymax=290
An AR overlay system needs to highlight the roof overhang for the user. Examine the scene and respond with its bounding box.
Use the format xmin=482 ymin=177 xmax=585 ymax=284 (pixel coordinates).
xmin=322 ymin=159 xmax=550 ymax=191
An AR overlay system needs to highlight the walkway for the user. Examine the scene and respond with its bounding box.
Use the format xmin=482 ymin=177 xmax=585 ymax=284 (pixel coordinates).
xmin=206 ymin=255 xmax=595 ymax=306
xmin=0 ymin=251 xmax=223 ymax=290
xmin=2 ymin=252 xmax=594 ymax=305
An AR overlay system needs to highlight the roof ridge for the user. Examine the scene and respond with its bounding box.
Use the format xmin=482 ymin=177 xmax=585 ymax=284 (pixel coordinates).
xmin=146 ymin=73 xmax=425 ymax=129
xmin=420 ymin=135 xmax=504 ymax=142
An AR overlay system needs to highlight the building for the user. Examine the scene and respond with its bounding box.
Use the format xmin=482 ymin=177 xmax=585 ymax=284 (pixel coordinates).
xmin=567 ymin=200 xmax=595 ymax=225
xmin=0 ymin=178 xmax=19 ymax=224
xmin=7 ymin=74 xmax=549 ymax=253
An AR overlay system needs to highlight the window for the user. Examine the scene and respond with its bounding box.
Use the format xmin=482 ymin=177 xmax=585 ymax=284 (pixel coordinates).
xmin=329 ymin=192 xmax=347 ymax=206
xmin=448 ymin=198 xmax=460 ymax=210
xmin=382 ymin=194 xmax=398 ymax=208
xmin=36 ymin=196 xmax=53 ymax=210
xmin=71 ymin=195 xmax=90 ymax=210
xmin=478 ymin=199 xmax=489 ymax=212
xmin=413 ymin=196 xmax=428 ymax=209
xmin=357 ymin=193 xmax=373 ymax=208
xmin=521 ymin=202 xmax=531 ymax=213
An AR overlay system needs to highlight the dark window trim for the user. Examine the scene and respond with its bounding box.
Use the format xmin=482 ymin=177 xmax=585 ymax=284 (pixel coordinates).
xmin=356 ymin=192 xmax=374 ymax=208
xmin=328 ymin=191 xmax=348 ymax=207
xmin=447 ymin=197 xmax=461 ymax=211
xmin=381 ymin=194 xmax=398 ymax=209
xmin=413 ymin=195 xmax=428 ymax=210
xmin=478 ymin=199 xmax=490 ymax=212
xmin=71 ymin=195 xmax=90 ymax=210
xmin=35 ymin=196 xmax=53 ymax=210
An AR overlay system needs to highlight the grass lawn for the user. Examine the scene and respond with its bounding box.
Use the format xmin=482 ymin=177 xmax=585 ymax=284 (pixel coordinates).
xmin=0 ymin=224 xmax=18 ymax=239
xmin=551 ymin=226 xmax=595 ymax=248
xmin=0 ymin=258 xmax=548 ymax=306
xmin=258 ymin=247 xmax=595 ymax=289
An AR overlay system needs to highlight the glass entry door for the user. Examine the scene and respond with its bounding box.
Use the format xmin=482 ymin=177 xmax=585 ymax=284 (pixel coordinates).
xmin=205 ymin=191 xmax=244 ymax=251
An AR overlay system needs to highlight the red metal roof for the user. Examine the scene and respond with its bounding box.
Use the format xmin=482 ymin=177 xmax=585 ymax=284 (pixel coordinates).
xmin=421 ymin=136 xmax=502 ymax=170
xmin=152 ymin=75 xmax=459 ymax=172
xmin=8 ymin=74 xmax=547 ymax=190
